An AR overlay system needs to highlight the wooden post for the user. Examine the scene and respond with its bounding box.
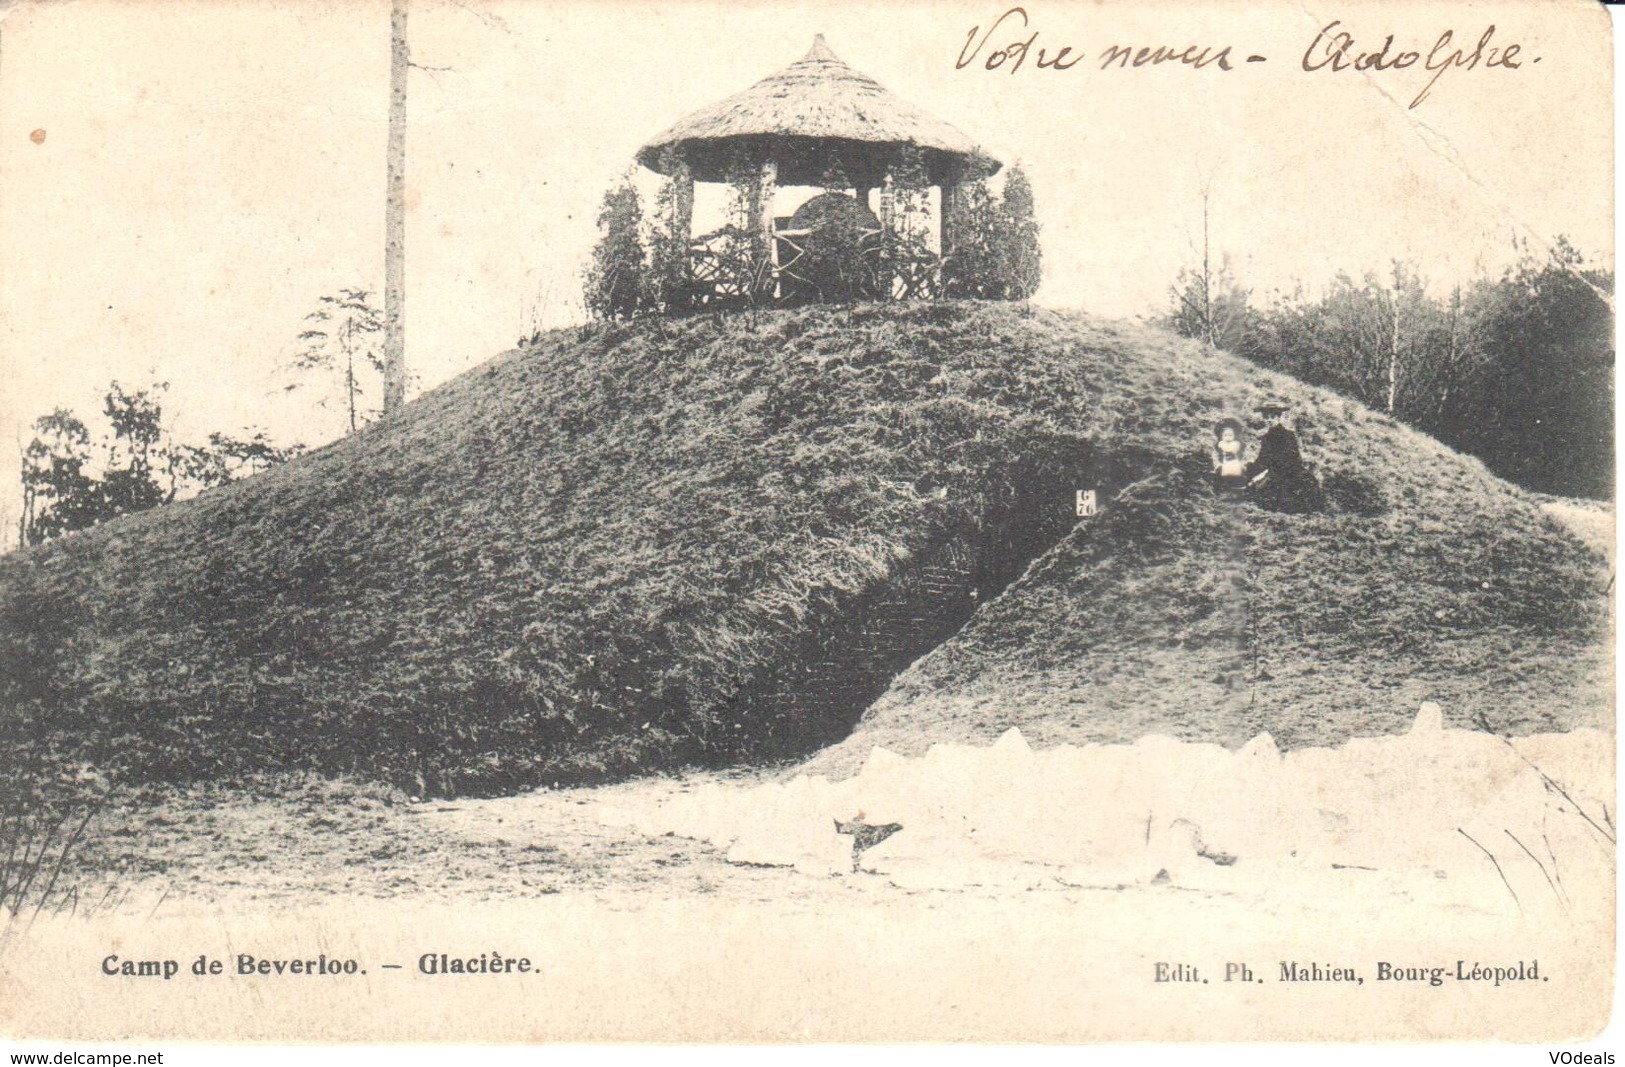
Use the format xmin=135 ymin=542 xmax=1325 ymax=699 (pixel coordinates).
xmin=938 ymin=161 xmax=965 ymax=258
xmin=756 ymin=156 xmax=778 ymax=298
xmin=382 ymin=0 xmax=408 ymax=414
xmin=854 ymin=185 xmax=874 ymax=217
xmin=878 ymin=175 xmax=897 ymax=299
xmin=672 ymin=163 xmax=694 ymax=244
xmin=671 ymin=161 xmax=696 ymax=306
xmin=942 ymin=181 xmax=962 ymax=259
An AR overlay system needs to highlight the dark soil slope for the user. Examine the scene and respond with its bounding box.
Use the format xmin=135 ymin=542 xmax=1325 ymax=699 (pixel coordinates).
xmin=0 ymin=304 xmax=1609 ymax=795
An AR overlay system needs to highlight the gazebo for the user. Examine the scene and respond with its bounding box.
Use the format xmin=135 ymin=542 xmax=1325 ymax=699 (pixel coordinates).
xmin=636 ymin=35 xmax=1000 ymax=304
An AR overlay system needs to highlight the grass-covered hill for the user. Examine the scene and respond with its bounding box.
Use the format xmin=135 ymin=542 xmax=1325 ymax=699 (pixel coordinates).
xmin=0 ymin=303 xmax=1609 ymax=796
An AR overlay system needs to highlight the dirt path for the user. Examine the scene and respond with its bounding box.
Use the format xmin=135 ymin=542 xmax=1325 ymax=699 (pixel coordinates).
xmin=60 ymin=767 xmax=889 ymax=916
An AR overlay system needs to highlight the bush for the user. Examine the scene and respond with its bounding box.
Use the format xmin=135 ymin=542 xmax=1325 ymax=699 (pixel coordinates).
xmin=584 ymin=180 xmax=649 ymax=321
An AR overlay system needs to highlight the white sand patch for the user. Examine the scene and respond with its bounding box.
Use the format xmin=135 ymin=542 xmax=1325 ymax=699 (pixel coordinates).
xmin=588 ymin=705 xmax=1614 ymax=917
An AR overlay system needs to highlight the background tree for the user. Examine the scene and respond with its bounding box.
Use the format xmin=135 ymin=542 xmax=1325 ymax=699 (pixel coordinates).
xmin=1272 ymin=264 xmax=1436 ymax=417
xmin=941 ymin=173 xmax=1000 ymax=299
xmin=1169 ymin=254 xmax=1258 ymax=354
xmin=17 ymin=387 xmax=305 ymax=548
xmin=98 ymin=381 xmax=168 ymax=519
xmin=1449 ymin=242 xmax=1614 ymax=497
xmin=291 ymin=288 xmax=386 ymax=433
xmin=649 ymin=150 xmax=696 ymax=316
xmin=883 ymin=144 xmax=936 ymax=299
xmin=997 ymin=163 xmax=1041 ymax=300
xmin=794 ymin=154 xmax=870 ymax=302
xmin=1174 ymin=175 xmax=1224 ymax=348
xmin=584 ymin=179 xmax=649 ymax=320
xmin=168 ymin=431 xmax=306 ymax=494
xmin=1175 ymin=236 xmax=1613 ymax=500
xmin=19 ymin=411 xmax=97 ymax=546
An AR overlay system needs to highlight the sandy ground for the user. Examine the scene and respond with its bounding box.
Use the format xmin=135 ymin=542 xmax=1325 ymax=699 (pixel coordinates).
xmin=3 ymin=717 xmax=1615 ymax=1043
xmin=43 ymin=715 xmax=1615 ymax=922
xmin=57 ymin=769 xmax=841 ymax=916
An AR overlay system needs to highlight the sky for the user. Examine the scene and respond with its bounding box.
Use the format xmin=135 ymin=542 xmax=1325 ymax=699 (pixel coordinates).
xmin=0 ymin=0 xmax=1612 ymax=540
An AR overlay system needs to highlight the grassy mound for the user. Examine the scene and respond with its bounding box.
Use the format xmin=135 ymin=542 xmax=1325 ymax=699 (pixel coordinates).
xmin=805 ymin=320 xmax=1612 ymax=775
xmin=0 ymin=304 xmax=1608 ymax=796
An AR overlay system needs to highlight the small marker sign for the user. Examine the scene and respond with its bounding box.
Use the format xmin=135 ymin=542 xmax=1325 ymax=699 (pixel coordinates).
xmin=1076 ymin=489 xmax=1097 ymax=517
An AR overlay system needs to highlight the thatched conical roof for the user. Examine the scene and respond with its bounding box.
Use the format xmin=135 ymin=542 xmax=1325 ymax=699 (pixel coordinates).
xmin=637 ymin=35 xmax=998 ymax=186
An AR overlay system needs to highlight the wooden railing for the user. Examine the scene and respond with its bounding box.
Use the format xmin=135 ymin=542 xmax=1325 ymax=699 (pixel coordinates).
xmin=677 ymin=225 xmax=944 ymax=311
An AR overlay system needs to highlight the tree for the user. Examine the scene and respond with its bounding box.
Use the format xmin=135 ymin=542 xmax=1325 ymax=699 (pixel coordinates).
xmin=1205 ymin=236 xmax=1612 ymax=499
xmin=940 ymin=158 xmax=1042 ymax=302
xmin=20 ymin=383 xmax=172 ymax=545
xmin=19 ymin=410 xmax=97 ymax=546
xmin=790 ymin=154 xmax=873 ymax=303
xmin=1170 ymin=175 xmax=1236 ymax=349
xmin=721 ymin=147 xmax=771 ymax=304
xmin=1398 ymin=283 xmax=1479 ymax=430
xmin=1310 ymin=263 xmax=1461 ymax=420
xmin=1164 ymin=177 xmax=1256 ymax=355
xmin=584 ymin=179 xmax=649 ymax=320
xmin=1361 ymin=263 xmax=1433 ymax=417
xmin=17 ymin=386 xmax=305 ymax=548
xmin=1237 ymin=263 xmax=1443 ymax=419
xmin=1169 ymin=254 xmax=1258 ymax=355
xmin=997 ymin=163 xmax=1041 ymax=300
xmin=291 ymin=288 xmax=387 ymax=433
xmin=886 ymin=144 xmax=932 ymax=250
xmin=168 ymin=432 xmax=306 ymax=493
xmin=378 ymin=0 xmax=518 ymax=407
xmin=883 ymin=144 xmax=936 ymax=299
xmin=649 ymin=149 xmax=696 ymax=315
xmin=941 ymin=173 xmax=1001 ymax=299
xmin=99 ymin=381 xmax=168 ymax=519
xmin=1452 ymin=242 xmax=1614 ymax=497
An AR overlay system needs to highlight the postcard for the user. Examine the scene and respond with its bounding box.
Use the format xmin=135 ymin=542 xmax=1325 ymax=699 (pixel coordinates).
xmin=0 ymin=0 xmax=1613 ymax=1045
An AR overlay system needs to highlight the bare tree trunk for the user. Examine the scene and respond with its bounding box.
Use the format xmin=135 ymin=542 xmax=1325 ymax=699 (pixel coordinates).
xmin=1435 ymin=284 xmax=1462 ymax=421
xmin=344 ymin=321 xmax=359 ymax=434
xmin=19 ymin=449 xmax=33 ymax=548
xmin=1386 ymin=288 xmax=1400 ymax=416
xmin=1201 ymin=190 xmax=1215 ymax=349
xmin=383 ymin=0 xmax=408 ymax=414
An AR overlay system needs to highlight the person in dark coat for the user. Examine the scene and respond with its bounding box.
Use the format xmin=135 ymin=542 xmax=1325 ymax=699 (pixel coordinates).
xmin=1246 ymin=399 xmax=1322 ymax=512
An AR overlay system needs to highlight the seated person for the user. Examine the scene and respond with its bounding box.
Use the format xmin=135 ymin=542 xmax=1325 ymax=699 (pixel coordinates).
xmin=1210 ymin=417 xmax=1249 ymax=491
xmin=1246 ymin=398 xmax=1323 ymax=512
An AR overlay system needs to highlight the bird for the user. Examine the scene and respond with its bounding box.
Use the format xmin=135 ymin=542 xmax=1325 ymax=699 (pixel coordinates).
xmin=833 ymin=812 xmax=903 ymax=873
